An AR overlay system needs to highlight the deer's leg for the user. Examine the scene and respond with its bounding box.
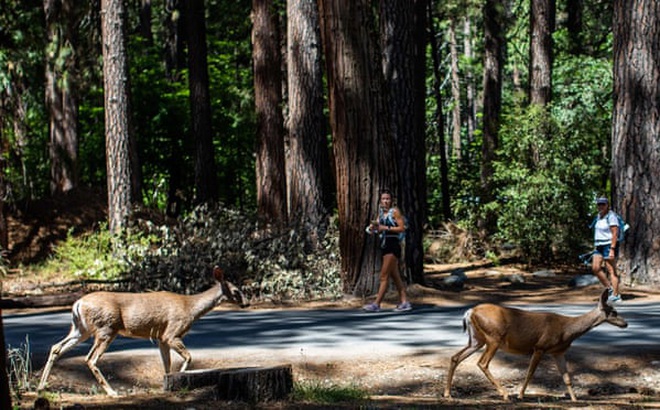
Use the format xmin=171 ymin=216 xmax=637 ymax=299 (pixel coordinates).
xmin=553 ymin=354 xmax=577 ymax=401
xmin=158 ymin=342 xmax=172 ymax=374
xmin=444 ymin=342 xmax=484 ymax=398
xmin=477 ymin=343 xmax=509 ymax=400
xmin=168 ymin=337 xmax=192 ymax=372
xmin=38 ymin=326 xmax=90 ymax=391
xmin=519 ymin=350 xmax=544 ymax=400
xmin=85 ymin=333 xmax=118 ymax=396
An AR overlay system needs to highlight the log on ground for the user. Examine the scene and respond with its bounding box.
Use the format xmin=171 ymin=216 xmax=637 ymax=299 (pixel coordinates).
xmin=164 ymin=365 xmax=293 ymax=401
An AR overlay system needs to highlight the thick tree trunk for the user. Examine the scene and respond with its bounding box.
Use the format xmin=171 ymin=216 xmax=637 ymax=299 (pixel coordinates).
xmin=164 ymin=0 xmax=187 ymax=216
xmin=164 ymin=365 xmax=293 ymax=401
xmin=319 ymin=0 xmax=396 ymax=295
xmin=612 ymin=0 xmax=660 ymax=285
xmin=253 ymin=0 xmax=287 ymax=224
xmin=101 ymin=0 xmax=135 ymax=234
xmin=187 ymin=0 xmax=218 ymax=204
xmin=45 ymin=0 xmax=79 ymax=195
xmin=529 ymin=0 xmax=555 ymax=105
xmin=380 ymin=0 xmax=427 ymax=285
xmin=479 ymin=0 xmax=505 ymax=234
xmin=428 ymin=1 xmax=451 ymax=222
xmin=286 ymin=0 xmax=333 ymax=249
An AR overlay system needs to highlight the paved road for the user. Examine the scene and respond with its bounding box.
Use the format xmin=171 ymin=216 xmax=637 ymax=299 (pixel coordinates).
xmin=4 ymin=301 xmax=657 ymax=367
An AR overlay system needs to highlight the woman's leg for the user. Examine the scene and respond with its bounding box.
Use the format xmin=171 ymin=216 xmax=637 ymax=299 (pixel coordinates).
xmin=373 ymin=255 xmax=395 ymax=306
xmin=383 ymin=253 xmax=408 ymax=304
xmin=604 ymin=254 xmax=620 ymax=296
xmin=592 ymin=253 xmax=611 ymax=289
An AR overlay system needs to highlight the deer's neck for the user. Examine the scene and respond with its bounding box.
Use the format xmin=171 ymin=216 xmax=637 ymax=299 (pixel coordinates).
xmin=563 ymin=307 xmax=602 ymax=341
xmin=188 ymin=283 xmax=224 ymax=319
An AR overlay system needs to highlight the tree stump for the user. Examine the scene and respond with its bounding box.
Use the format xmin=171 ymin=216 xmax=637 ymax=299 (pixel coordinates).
xmin=163 ymin=365 xmax=293 ymax=402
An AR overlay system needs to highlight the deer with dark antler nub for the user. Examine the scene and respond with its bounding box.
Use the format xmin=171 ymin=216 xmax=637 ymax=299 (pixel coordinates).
xmin=444 ymin=289 xmax=628 ymax=401
xmin=38 ymin=266 xmax=248 ymax=396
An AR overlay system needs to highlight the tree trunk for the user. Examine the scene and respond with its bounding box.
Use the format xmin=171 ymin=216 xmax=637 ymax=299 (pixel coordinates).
xmin=449 ymin=18 xmax=462 ymax=159
xmin=138 ymin=0 xmax=153 ymax=45
xmin=463 ymin=16 xmax=476 ymax=147
xmin=380 ymin=0 xmax=428 ymax=285
xmin=286 ymin=0 xmax=333 ymax=249
xmin=612 ymin=0 xmax=660 ymax=285
xmin=164 ymin=365 xmax=293 ymax=402
xmin=45 ymin=0 xmax=79 ymax=195
xmin=529 ymin=0 xmax=555 ymax=105
xmin=0 ymin=121 xmax=8 ymax=252
xmin=566 ymin=0 xmax=583 ymax=55
xmin=428 ymin=0 xmax=451 ymax=222
xmin=164 ymin=0 xmax=187 ymax=217
xmin=187 ymin=0 xmax=218 ymax=204
xmin=101 ymin=0 xmax=135 ymax=234
xmin=319 ymin=0 xmax=396 ymax=295
xmin=479 ymin=0 xmax=505 ymax=234
xmin=252 ymin=0 xmax=287 ymax=225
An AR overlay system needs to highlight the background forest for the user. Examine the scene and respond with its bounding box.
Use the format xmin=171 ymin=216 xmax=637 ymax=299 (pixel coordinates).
xmin=0 ymin=0 xmax=658 ymax=298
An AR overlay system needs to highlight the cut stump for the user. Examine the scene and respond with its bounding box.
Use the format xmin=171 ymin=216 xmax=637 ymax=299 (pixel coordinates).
xmin=164 ymin=365 xmax=293 ymax=402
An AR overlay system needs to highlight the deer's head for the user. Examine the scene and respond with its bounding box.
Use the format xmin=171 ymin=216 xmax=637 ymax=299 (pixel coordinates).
xmin=598 ymin=289 xmax=628 ymax=328
xmin=213 ymin=266 xmax=250 ymax=308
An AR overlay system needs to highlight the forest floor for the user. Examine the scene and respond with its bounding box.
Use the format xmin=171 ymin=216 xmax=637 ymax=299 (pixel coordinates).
xmin=3 ymin=189 xmax=660 ymax=409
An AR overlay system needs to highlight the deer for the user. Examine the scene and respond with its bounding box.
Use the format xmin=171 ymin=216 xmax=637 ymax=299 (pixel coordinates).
xmin=37 ymin=266 xmax=248 ymax=396
xmin=444 ymin=288 xmax=628 ymax=401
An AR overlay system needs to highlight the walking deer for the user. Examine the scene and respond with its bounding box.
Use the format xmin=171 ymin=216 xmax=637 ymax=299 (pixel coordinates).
xmin=444 ymin=289 xmax=628 ymax=401
xmin=38 ymin=266 xmax=248 ymax=396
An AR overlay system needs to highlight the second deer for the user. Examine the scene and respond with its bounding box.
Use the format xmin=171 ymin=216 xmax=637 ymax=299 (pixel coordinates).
xmin=444 ymin=288 xmax=628 ymax=401
xmin=38 ymin=266 xmax=248 ymax=396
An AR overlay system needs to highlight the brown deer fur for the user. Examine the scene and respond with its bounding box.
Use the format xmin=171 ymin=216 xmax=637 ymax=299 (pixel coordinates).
xmin=38 ymin=266 xmax=248 ymax=396
xmin=444 ymin=289 xmax=627 ymax=401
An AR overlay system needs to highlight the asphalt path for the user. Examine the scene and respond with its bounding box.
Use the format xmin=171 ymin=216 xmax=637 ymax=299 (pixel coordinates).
xmin=4 ymin=301 xmax=657 ymax=368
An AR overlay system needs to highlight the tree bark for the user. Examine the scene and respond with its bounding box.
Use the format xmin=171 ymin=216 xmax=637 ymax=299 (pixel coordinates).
xmin=286 ymin=0 xmax=333 ymax=248
xmin=164 ymin=0 xmax=187 ymax=217
xmin=428 ymin=0 xmax=451 ymax=222
xmin=101 ymin=0 xmax=135 ymax=234
xmin=529 ymin=0 xmax=555 ymax=105
xmin=319 ymin=0 xmax=396 ymax=295
xmin=479 ymin=0 xmax=505 ymax=235
xmin=566 ymin=0 xmax=583 ymax=55
xmin=449 ymin=18 xmax=462 ymax=159
xmin=380 ymin=0 xmax=428 ymax=285
xmin=463 ymin=16 xmax=477 ymax=147
xmin=612 ymin=0 xmax=660 ymax=284
xmin=187 ymin=0 xmax=218 ymax=204
xmin=45 ymin=0 xmax=79 ymax=195
xmin=253 ymin=0 xmax=287 ymax=224
xmin=164 ymin=365 xmax=293 ymax=401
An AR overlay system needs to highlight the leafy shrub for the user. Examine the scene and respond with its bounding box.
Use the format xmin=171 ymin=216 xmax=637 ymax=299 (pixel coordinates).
xmin=126 ymin=203 xmax=343 ymax=302
xmin=493 ymin=104 xmax=602 ymax=262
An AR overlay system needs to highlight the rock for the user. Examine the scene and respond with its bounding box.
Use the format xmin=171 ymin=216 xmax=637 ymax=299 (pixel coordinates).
xmin=532 ymin=270 xmax=556 ymax=278
xmin=569 ymin=274 xmax=600 ymax=288
xmin=505 ymin=274 xmax=525 ymax=284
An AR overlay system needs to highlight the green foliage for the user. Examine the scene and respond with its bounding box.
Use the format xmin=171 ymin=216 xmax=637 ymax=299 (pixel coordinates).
xmin=46 ymin=224 xmax=158 ymax=280
xmin=493 ymin=100 xmax=605 ymax=262
xmin=292 ymin=380 xmax=369 ymax=404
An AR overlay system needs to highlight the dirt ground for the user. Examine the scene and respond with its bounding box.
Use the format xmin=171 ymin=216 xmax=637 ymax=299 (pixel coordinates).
xmin=3 ymin=191 xmax=660 ymax=409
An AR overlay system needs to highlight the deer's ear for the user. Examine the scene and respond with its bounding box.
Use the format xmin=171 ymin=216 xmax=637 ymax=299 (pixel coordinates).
xmin=213 ymin=266 xmax=224 ymax=282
